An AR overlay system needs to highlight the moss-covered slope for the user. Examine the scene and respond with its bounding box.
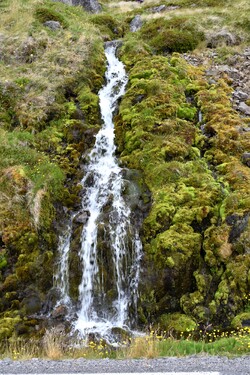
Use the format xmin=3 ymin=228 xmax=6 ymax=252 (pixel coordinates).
xmin=116 ymin=27 xmax=250 ymax=330
xmin=0 ymin=0 xmax=250 ymax=339
xmin=0 ymin=0 xmax=105 ymax=338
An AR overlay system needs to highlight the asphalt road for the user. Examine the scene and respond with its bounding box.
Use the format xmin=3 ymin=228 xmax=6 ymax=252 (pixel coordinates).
xmin=0 ymin=357 xmax=249 ymax=375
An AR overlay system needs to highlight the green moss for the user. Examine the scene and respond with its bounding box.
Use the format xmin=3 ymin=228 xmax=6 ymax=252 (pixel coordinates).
xmin=0 ymin=253 xmax=7 ymax=270
xmin=232 ymin=313 xmax=250 ymax=329
xmin=90 ymin=14 xmax=125 ymax=40
xmin=116 ymin=39 xmax=250 ymax=329
xmin=0 ymin=315 xmax=21 ymax=340
xmin=34 ymin=6 xmax=69 ymax=28
xmin=138 ymin=17 xmax=204 ymax=55
xmin=158 ymin=313 xmax=197 ymax=333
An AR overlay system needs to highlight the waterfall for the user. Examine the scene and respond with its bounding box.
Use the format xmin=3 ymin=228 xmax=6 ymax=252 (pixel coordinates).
xmin=54 ymin=42 xmax=142 ymax=338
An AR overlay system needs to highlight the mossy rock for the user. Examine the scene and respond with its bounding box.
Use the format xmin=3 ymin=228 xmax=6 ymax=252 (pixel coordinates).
xmin=158 ymin=313 xmax=197 ymax=333
xmin=139 ymin=17 xmax=204 ymax=54
xmin=90 ymin=14 xmax=125 ymax=40
xmin=35 ymin=6 xmax=69 ymax=28
xmin=231 ymin=312 xmax=250 ymax=329
xmin=0 ymin=315 xmax=21 ymax=340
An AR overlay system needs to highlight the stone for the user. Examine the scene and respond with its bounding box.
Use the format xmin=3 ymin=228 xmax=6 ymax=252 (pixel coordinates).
xmin=233 ymin=90 xmax=249 ymax=100
xmin=206 ymin=30 xmax=240 ymax=48
xmin=44 ymin=21 xmax=61 ymax=30
xmin=54 ymin=0 xmax=101 ymax=13
xmin=242 ymin=152 xmax=250 ymax=167
xmin=130 ymin=15 xmax=143 ymax=32
xmin=151 ymin=5 xmax=166 ymax=13
xmin=74 ymin=211 xmax=89 ymax=224
xmin=151 ymin=5 xmax=180 ymax=13
xmin=52 ymin=304 xmax=68 ymax=319
xmin=239 ymin=102 xmax=250 ymax=115
xmin=72 ymin=0 xmax=101 ymax=13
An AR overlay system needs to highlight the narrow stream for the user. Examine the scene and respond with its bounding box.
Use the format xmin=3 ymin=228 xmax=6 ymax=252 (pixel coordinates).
xmin=54 ymin=42 xmax=142 ymax=340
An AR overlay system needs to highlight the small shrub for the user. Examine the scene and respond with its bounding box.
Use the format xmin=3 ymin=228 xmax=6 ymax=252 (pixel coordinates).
xmin=90 ymin=14 xmax=125 ymax=39
xmin=42 ymin=327 xmax=65 ymax=360
xmin=139 ymin=17 xmax=204 ymax=54
xmin=34 ymin=6 xmax=69 ymax=28
xmin=151 ymin=29 xmax=200 ymax=53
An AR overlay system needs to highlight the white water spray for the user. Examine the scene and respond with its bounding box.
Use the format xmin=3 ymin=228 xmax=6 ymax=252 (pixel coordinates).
xmin=71 ymin=43 xmax=142 ymax=336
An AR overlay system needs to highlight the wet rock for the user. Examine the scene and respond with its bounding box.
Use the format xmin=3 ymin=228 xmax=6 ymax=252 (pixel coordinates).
xmin=242 ymin=319 xmax=250 ymax=327
xmin=52 ymin=304 xmax=68 ymax=319
xmin=242 ymin=152 xmax=250 ymax=167
xmin=43 ymin=288 xmax=61 ymax=314
xmin=20 ymin=294 xmax=42 ymax=314
xmin=44 ymin=21 xmax=61 ymax=30
xmin=228 ymin=213 xmax=249 ymax=242
xmin=239 ymin=102 xmax=250 ymax=115
xmin=130 ymin=15 xmax=143 ymax=32
xmin=110 ymin=326 xmax=132 ymax=342
xmin=74 ymin=211 xmax=89 ymax=224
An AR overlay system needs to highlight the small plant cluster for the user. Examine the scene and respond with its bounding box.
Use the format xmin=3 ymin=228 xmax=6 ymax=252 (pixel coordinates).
xmin=0 ymin=325 xmax=249 ymax=360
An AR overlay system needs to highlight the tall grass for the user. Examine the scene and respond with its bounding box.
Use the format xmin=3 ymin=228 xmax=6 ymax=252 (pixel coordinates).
xmin=0 ymin=326 xmax=249 ymax=360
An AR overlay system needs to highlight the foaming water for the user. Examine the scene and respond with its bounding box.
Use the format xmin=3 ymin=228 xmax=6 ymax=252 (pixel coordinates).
xmin=71 ymin=42 xmax=142 ymax=338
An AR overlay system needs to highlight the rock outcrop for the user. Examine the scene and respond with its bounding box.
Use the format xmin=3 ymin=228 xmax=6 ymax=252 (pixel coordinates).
xmin=54 ymin=0 xmax=102 ymax=13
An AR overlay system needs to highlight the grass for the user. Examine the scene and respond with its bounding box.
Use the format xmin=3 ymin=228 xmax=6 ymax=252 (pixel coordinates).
xmin=0 ymin=0 xmax=103 ymax=230
xmin=0 ymin=327 xmax=249 ymax=360
xmin=105 ymin=0 xmax=250 ymax=46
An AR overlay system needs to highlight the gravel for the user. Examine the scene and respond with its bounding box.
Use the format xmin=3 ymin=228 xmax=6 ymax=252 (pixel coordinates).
xmin=0 ymin=356 xmax=249 ymax=374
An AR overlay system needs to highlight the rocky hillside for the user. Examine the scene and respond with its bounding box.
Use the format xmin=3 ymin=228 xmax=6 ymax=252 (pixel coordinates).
xmin=0 ymin=0 xmax=249 ymax=339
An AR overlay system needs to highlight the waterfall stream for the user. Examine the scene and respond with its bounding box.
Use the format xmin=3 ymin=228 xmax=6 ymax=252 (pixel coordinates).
xmin=54 ymin=42 xmax=142 ymax=339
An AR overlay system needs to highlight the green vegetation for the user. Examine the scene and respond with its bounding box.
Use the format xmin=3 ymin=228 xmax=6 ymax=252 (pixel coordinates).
xmin=0 ymin=0 xmax=105 ymax=339
xmin=0 ymin=326 xmax=249 ymax=359
xmin=139 ymin=17 xmax=204 ymax=54
xmin=0 ymin=0 xmax=249 ymax=351
xmin=115 ymin=0 xmax=250 ymax=332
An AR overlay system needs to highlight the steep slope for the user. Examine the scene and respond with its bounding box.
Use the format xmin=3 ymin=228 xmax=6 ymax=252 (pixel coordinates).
xmin=0 ymin=0 xmax=105 ymax=338
xmin=0 ymin=0 xmax=249 ymax=340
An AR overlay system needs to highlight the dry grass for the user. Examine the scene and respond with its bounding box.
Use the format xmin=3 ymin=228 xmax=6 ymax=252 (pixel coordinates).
xmin=1 ymin=338 xmax=41 ymax=360
xmin=42 ymin=327 xmax=66 ymax=360
xmin=0 ymin=324 xmax=249 ymax=360
xmin=123 ymin=335 xmax=160 ymax=359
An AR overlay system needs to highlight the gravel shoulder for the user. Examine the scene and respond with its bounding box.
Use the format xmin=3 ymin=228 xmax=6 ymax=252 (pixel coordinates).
xmin=0 ymin=356 xmax=249 ymax=374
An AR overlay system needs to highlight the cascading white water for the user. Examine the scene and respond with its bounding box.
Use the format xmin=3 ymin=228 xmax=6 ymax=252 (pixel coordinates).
xmin=54 ymin=215 xmax=76 ymax=308
xmin=73 ymin=42 xmax=142 ymax=336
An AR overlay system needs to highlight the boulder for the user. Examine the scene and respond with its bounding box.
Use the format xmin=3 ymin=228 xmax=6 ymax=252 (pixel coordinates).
xmin=242 ymin=152 xmax=250 ymax=167
xmin=73 ymin=211 xmax=89 ymax=224
xmin=233 ymin=90 xmax=249 ymax=101
xmin=52 ymin=304 xmax=68 ymax=319
xmin=130 ymin=15 xmax=143 ymax=32
xmin=150 ymin=5 xmax=180 ymax=13
xmin=206 ymin=30 xmax=241 ymax=48
xmin=54 ymin=0 xmax=101 ymax=13
xmin=73 ymin=0 xmax=101 ymax=13
xmin=239 ymin=102 xmax=250 ymax=116
xmin=44 ymin=21 xmax=61 ymax=30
